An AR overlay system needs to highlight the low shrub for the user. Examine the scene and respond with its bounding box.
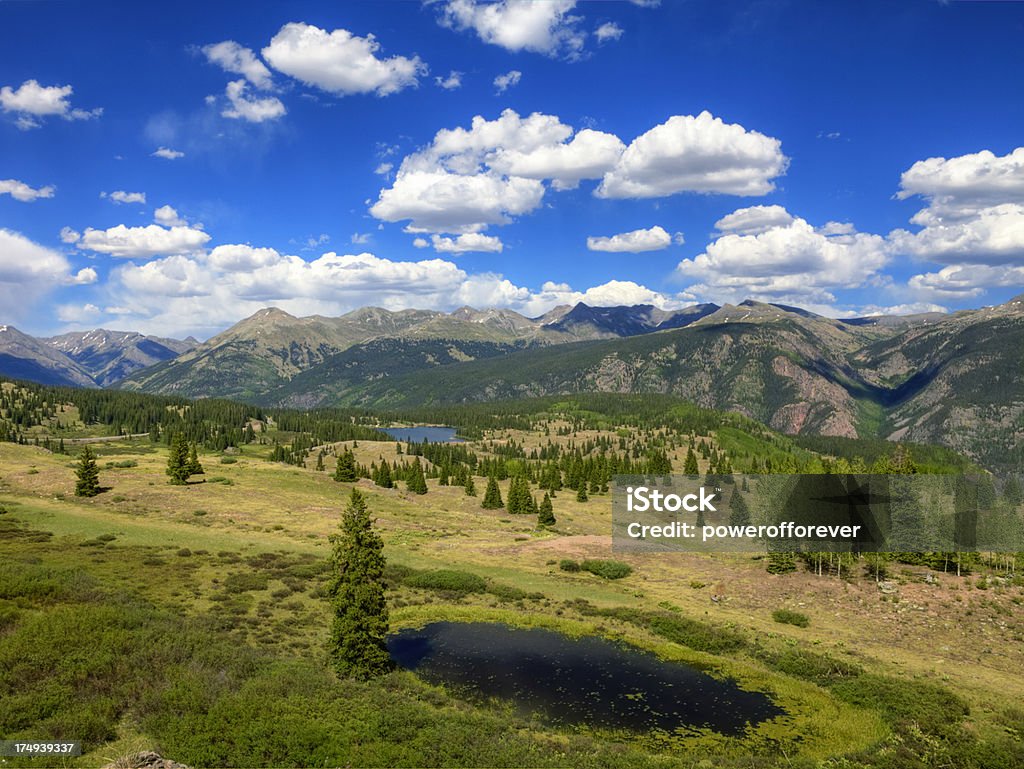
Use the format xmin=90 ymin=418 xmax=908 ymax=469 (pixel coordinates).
xmin=580 ymin=559 xmax=633 ymax=580
xmin=558 ymin=559 xmax=581 ymax=572
xmin=772 ymin=608 xmax=810 ymax=627
xmin=404 ymin=569 xmax=487 ymax=595
xmin=224 ymin=572 xmax=270 ymax=594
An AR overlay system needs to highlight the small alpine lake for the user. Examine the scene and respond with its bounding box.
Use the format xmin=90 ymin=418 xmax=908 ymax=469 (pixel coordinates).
xmin=378 ymin=425 xmax=464 ymax=443
xmin=387 ymin=621 xmax=784 ymax=735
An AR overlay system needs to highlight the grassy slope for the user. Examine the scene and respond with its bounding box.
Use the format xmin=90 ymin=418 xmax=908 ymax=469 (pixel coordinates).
xmin=2 ymin=430 xmax=1023 ymax=767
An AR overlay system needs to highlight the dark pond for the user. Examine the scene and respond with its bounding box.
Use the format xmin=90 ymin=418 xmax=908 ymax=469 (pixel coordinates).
xmin=378 ymin=426 xmax=463 ymax=443
xmin=387 ymin=622 xmax=783 ymax=735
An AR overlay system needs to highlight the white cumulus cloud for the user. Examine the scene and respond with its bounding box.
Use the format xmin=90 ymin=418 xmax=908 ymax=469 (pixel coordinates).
xmin=262 ymin=22 xmax=425 ymax=97
xmin=222 ymin=79 xmax=286 ymax=122
xmin=439 ymin=0 xmax=585 ymax=58
xmin=431 ymin=233 xmax=504 ymax=254
xmin=597 ymin=111 xmax=788 ymax=198
xmin=714 ymin=204 xmax=794 ymax=235
xmin=0 ymin=179 xmax=55 ymax=202
xmin=202 ymin=40 xmax=274 ymax=89
xmin=152 ymin=147 xmax=185 ymax=159
xmin=676 ymin=207 xmax=889 ymax=305
xmin=153 ymin=205 xmax=187 ymax=227
xmin=889 ymin=147 xmax=1024 ymax=266
xmin=595 ymin=22 xmax=623 ymax=42
xmin=493 ymin=70 xmax=522 ymax=93
xmin=102 ymin=190 xmax=146 ymax=205
xmin=587 ymin=225 xmax=672 ymax=253
xmin=0 ymin=229 xmax=82 ymax=318
xmin=76 ymin=224 xmax=211 ymax=259
xmin=0 ymin=79 xmax=102 ymax=129
xmin=435 ymin=71 xmax=463 ymax=90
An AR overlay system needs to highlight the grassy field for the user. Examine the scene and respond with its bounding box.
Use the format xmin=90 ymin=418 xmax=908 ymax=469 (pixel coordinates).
xmin=1 ymin=430 xmax=1023 ymax=768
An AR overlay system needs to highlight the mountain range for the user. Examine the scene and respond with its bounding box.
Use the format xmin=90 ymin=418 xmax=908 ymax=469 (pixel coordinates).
xmin=1 ymin=295 xmax=1021 ymax=469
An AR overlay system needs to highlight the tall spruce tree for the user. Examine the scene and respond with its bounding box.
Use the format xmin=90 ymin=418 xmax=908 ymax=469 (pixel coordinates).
xmin=684 ymin=447 xmax=699 ymax=475
xmin=327 ymin=488 xmax=393 ymax=679
xmin=728 ymin=487 xmax=750 ymax=526
xmin=464 ymin=474 xmax=477 ymax=497
xmin=538 ymin=492 xmax=555 ymax=526
xmin=335 ymin=448 xmax=357 ymax=482
xmin=187 ymin=443 xmax=204 ymax=476
xmin=74 ymin=445 xmax=100 ymax=497
xmin=406 ymin=457 xmax=428 ymax=495
xmin=166 ymin=432 xmax=192 ymax=485
xmin=482 ymin=475 xmax=503 ymax=509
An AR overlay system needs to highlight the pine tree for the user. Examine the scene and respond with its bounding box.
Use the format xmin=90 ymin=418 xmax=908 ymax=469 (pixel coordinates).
xmin=684 ymin=447 xmax=699 ymax=475
xmin=728 ymin=487 xmax=750 ymax=526
xmin=407 ymin=458 xmax=428 ymax=495
xmin=464 ymin=474 xmax=477 ymax=496
xmin=316 ymin=450 xmax=325 ymax=472
xmin=335 ymin=449 xmax=357 ymax=482
xmin=538 ymin=492 xmax=555 ymax=526
xmin=74 ymin=445 xmax=100 ymax=497
xmin=327 ymin=488 xmax=393 ymax=679
xmin=576 ymin=485 xmax=588 ymax=503
xmin=166 ymin=432 xmax=192 ymax=485
xmin=375 ymin=459 xmax=393 ymax=489
xmin=482 ymin=476 xmax=503 ymax=509
xmin=187 ymin=443 xmax=204 ymax=476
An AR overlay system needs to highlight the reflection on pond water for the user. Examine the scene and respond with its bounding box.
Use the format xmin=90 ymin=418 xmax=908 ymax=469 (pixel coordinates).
xmin=378 ymin=426 xmax=463 ymax=443
xmin=387 ymin=622 xmax=783 ymax=734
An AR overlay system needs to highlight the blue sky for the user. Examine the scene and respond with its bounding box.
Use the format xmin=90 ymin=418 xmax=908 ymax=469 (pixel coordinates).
xmin=1 ymin=0 xmax=1023 ymax=339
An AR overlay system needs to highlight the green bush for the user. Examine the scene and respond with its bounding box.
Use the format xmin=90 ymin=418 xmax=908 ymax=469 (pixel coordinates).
xmin=486 ymin=582 xmax=530 ymax=602
xmin=558 ymin=559 xmax=581 ymax=572
xmin=403 ymin=569 xmax=487 ymax=594
xmin=580 ymin=559 xmax=633 ymax=580
xmin=219 ymin=456 xmax=238 ymax=464
xmin=831 ymin=674 xmax=969 ymax=736
xmin=757 ymin=648 xmax=863 ymax=686
xmin=223 ymin=572 xmax=270 ymax=594
xmin=772 ymin=608 xmax=810 ymax=627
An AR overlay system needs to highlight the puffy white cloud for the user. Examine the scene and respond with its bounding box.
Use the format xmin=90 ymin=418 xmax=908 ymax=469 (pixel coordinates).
xmin=371 ymin=109 xmax=623 ymax=231
xmin=222 ymin=79 xmax=286 ymax=122
xmin=412 ymin=237 xmax=430 ymax=248
xmin=152 ymin=147 xmax=185 ymax=159
xmin=77 ymin=224 xmax=211 ymax=259
xmin=153 ymin=205 xmax=187 ymax=227
xmin=0 ymin=178 xmax=55 ymax=202
xmin=435 ymin=71 xmax=463 ymax=90
xmin=676 ymin=208 xmax=889 ymax=305
xmin=891 ymin=147 xmax=1024 ymax=265
xmin=595 ymin=22 xmax=623 ymax=42
xmin=889 ymin=203 xmax=1024 ymax=264
xmin=262 ymin=22 xmax=425 ymax=97
xmin=102 ymin=190 xmax=146 ymax=205
xmin=202 ymin=40 xmax=273 ymax=89
xmin=374 ymin=162 xmax=393 ymax=176
xmin=206 ymin=244 xmax=282 ymax=271
xmin=0 ymin=229 xmax=80 ymax=316
xmin=587 ymin=225 xmax=672 ymax=253
xmin=897 ymin=147 xmax=1024 ymax=211
xmin=907 ymin=263 xmax=1024 ymax=300
xmin=714 ymin=204 xmax=793 ymax=235
xmin=493 ymin=70 xmax=522 ymax=93
xmin=69 ymin=267 xmax=98 ymax=285
xmin=854 ymin=302 xmax=948 ymax=317
xmin=430 ymin=233 xmax=504 ymax=254
xmin=597 ymin=111 xmax=788 ymax=198
xmin=489 ymin=127 xmax=625 ymax=190
xmin=439 ymin=0 xmax=585 ymax=58
xmin=0 ymin=79 xmax=101 ymax=129
xmin=371 ymin=169 xmax=545 ymax=233
xmin=60 ymin=227 xmax=80 ymax=243
xmin=350 ymin=233 xmax=371 ymax=245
